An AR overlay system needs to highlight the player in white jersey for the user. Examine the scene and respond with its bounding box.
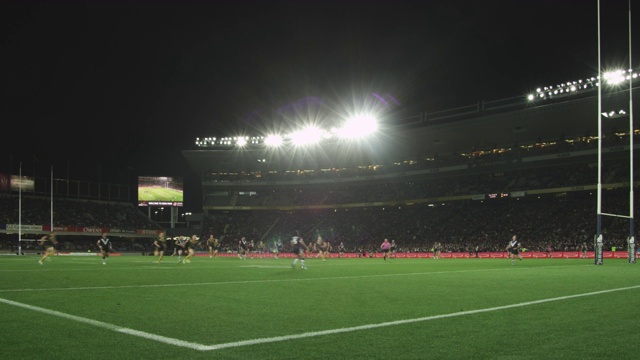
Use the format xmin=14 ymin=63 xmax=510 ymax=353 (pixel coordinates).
xmin=175 ymin=236 xmax=188 ymax=263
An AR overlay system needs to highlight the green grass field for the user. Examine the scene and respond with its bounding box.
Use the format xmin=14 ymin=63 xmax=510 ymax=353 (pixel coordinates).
xmin=0 ymin=255 xmax=638 ymax=360
xmin=138 ymin=186 xmax=183 ymax=202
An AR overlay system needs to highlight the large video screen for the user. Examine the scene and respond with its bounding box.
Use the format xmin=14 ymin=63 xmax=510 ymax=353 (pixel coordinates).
xmin=137 ymin=176 xmax=184 ymax=207
xmin=11 ymin=175 xmax=35 ymax=192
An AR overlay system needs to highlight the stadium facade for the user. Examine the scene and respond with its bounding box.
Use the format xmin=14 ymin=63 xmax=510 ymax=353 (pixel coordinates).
xmin=183 ymin=85 xmax=639 ymax=213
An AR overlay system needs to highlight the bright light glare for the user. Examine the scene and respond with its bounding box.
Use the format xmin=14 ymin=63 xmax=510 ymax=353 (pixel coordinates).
xmin=336 ymin=115 xmax=378 ymax=139
xmin=264 ymin=134 xmax=283 ymax=147
xmin=289 ymin=126 xmax=325 ymax=146
xmin=603 ymin=70 xmax=625 ymax=85
xmin=236 ymin=137 xmax=247 ymax=146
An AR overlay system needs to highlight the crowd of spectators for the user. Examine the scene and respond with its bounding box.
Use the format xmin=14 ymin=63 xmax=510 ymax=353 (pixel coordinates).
xmin=0 ymin=195 xmax=161 ymax=230
xmin=0 ymin=232 xmax=152 ymax=254
xmin=202 ymin=131 xmax=637 ymax=183
xmin=1 ymin=191 xmax=636 ymax=256
xmin=202 ymin=190 xmax=638 ymax=255
xmin=0 ymin=195 xmax=162 ymax=254
xmin=208 ymin=158 xmax=634 ymax=208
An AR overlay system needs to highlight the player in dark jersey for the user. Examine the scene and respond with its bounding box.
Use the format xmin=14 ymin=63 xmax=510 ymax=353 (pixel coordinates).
xmin=291 ymin=231 xmax=309 ymax=269
xmin=433 ymin=242 xmax=441 ymax=259
xmin=249 ymin=239 xmax=256 ymax=258
xmin=38 ymin=232 xmax=57 ymax=265
xmin=506 ymin=235 xmax=523 ymax=265
xmin=337 ymin=242 xmax=346 ymax=258
xmin=97 ymin=232 xmax=113 ymax=265
xmin=580 ymin=242 xmax=588 ymax=259
xmin=256 ymin=240 xmax=266 ymax=258
xmin=238 ymin=237 xmax=249 ymax=260
xmin=154 ymin=231 xmax=167 ymax=263
xmin=314 ymin=235 xmax=329 ymax=261
xmin=206 ymin=234 xmax=220 ymax=258
xmin=390 ymin=240 xmax=397 ymax=258
xmin=183 ymin=235 xmax=199 ymax=264
xmin=325 ymin=241 xmax=332 ymax=259
xmin=273 ymin=238 xmax=283 ymax=259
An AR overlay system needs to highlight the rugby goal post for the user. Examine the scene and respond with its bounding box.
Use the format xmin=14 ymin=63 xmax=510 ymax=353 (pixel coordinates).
xmin=595 ymin=0 xmax=635 ymax=265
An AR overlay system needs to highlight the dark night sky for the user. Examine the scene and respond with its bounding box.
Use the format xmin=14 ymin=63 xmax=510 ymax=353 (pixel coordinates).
xmin=0 ymin=0 xmax=636 ymax=211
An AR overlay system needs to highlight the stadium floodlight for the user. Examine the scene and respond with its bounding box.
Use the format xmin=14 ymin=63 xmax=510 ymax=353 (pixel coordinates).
xmin=250 ymin=136 xmax=262 ymax=145
xmin=236 ymin=137 xmax=248 ymax=147
xmin=264 ymin=134 xmax=284 ymax=147
xmin=603 ymin=69 xmax=625 ymax=85
xmin=336 ymin=114 xmax=378 ymax=139
xmin=527 ymin=94 xmax=535 ymax=101
xmin=289 ymin=126 xmax=325 ymax=146
xmin=601 ymin=109 xmax=627 ymax=119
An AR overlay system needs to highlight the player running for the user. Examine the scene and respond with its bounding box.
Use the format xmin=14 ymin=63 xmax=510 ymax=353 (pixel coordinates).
xmin=291 ymin=231 xmax=309 ymax=270
xmin=506 ymin=234 xmax=523 ymax=265
xmin=97 ymin=232 xmax=113 ymax=265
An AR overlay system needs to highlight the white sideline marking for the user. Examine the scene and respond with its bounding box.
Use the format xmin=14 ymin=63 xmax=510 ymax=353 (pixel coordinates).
xmin=0 ymin=297 xmax=208 ymax=350
xmin=2 ymin=284 xmax=639 ymax=351
xmin=239 ymin=265 xmax=292 ymax=269
xmin=0 ymin=265 xmax=587 ymax=293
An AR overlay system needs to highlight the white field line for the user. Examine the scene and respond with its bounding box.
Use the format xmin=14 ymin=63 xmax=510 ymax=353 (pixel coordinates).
xmin=1 ymin=284 xmax=639 ymax=351
xmin=202 ymin=285 xmax=640 ymax=350
xmin=239 ymin=265 xmax=292 ymax=268
xmin=0 ymin=264 xmax=591 ymax=293
xmin=0 ymin=297 xmax=208 ymax=350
